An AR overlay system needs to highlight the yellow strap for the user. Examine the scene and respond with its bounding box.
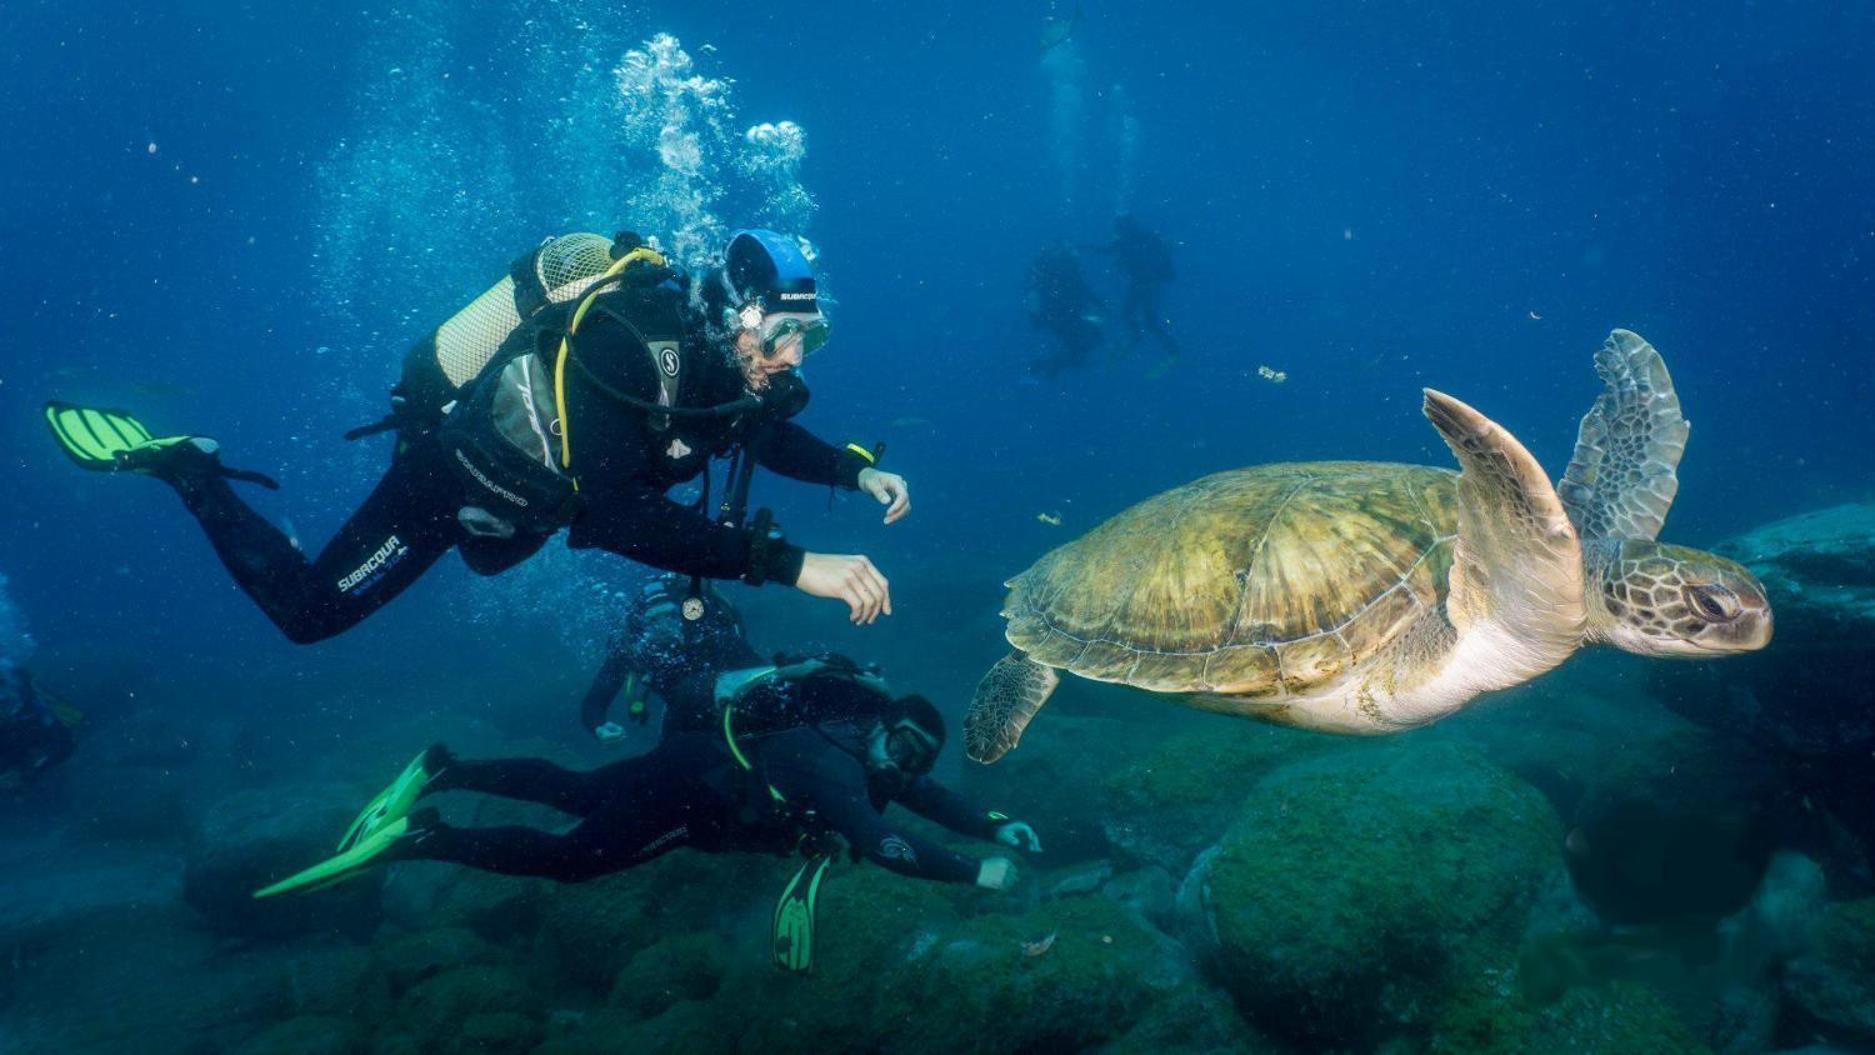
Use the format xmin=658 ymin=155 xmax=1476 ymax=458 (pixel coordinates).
xmin=844 ymin=443 xmax=876 ymax=465
xmin=551 ymin=246 xmax=668 ymax=469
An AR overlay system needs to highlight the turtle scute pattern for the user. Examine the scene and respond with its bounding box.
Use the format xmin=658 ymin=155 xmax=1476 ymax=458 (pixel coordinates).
xmin=1002 ymin=462 xmax=1460 ymax=698
xmin=1557 ymin=329 xmax=1689 ymax=541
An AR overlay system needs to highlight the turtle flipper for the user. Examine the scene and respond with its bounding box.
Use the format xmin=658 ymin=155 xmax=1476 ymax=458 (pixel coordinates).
xmin=1423 ymin=390 xmax=1586 ymax=685
xmin=1556 ymin=330 xmax=1689 ymax=541
xmin=966 ymin=651 xmax=1060 ymax=764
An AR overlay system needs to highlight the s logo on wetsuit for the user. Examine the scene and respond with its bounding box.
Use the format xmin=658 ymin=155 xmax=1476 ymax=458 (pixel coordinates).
xmin=878 ymin=835 xmax=918 ymax=865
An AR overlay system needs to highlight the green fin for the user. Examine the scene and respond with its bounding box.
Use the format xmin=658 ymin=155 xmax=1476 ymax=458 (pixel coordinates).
xmin=338 ymin=747 xmax=443 ymax=853
xmin=773 ymin=853 xmax=832 ymax=974
xmin=42 ymin=400 xmax=281 ymax=490
xmin=43 ymin=401 xmax=155 ymax=468
xmin=253 ymin=816 xmax=409 ymax=899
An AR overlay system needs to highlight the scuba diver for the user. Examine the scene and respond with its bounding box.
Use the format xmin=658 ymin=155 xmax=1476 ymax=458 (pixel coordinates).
xmin=256 ymin=659 xmax=1043 ymax=972
xmin=579 ymin=572 xmax=761 ymax=742
xmin=44 ymin=230 xmax=912 ymax=644
xmin=0 ymin=660 xmax=76 ymax=787
xmin=1093 ymin=214 xmax=1181 ymax=366
xmin=1024 ymin=240 xmax=1108 ymax=379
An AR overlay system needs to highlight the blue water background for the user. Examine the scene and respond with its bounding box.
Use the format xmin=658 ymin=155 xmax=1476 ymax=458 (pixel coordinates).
xmin=0 ymin=1 xmax=1870 ymax=691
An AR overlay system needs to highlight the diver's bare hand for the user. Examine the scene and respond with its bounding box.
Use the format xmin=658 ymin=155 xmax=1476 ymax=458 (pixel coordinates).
xmin=857 ymin=468 xmax=912 ymax=525
xmin=795 ymin=553 xmax=893 ymax=624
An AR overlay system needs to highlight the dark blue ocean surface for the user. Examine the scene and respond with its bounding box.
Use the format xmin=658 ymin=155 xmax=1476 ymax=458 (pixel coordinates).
xmin=1 ymin=3 xmax=1872 ymax=1053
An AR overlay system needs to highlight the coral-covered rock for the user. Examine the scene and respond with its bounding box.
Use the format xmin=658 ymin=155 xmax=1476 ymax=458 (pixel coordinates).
xmin=233 ymin=1015 xmax=363 ymax=1055
xmin=183 ymin=786 xmax=383 ymax=942
xmin=1651 ymin=503 xmax=1875 ymax=758
xmin=607 ymin=931 xmax=731 ymax=1018
xmin=1102 ymin=725 xmax=1341 ymax=873
xmin=1785 ymin=898 xmax=1875 ymax=1043
xmin=395 ymin=965 xmax=538 ymax=1044
xmin=1184 ymin=743 xmax=1563 ymax=1047
xmin=374 ymin=926 xmax=501 ymax=995
xmin=960 ymin=715 xmax=1143 ymax=864
xmin=446 ymin=1011 xmax=542 ymax=1055
xmin=1564 ymin=729 xmax=1784 ymax=926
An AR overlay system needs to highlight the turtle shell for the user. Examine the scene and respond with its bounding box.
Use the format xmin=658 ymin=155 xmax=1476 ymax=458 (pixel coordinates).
xmin=1004 ymin=462 xmax=1459 ymax=696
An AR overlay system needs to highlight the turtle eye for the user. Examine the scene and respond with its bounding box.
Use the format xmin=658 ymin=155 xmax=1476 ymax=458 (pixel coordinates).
xmin=1683 ymin=584 xmax=1737 ymax=623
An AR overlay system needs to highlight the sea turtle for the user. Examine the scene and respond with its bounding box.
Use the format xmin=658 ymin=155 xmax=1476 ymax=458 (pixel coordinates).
xmin=965 ymin=329 xmax=1773 ymax=763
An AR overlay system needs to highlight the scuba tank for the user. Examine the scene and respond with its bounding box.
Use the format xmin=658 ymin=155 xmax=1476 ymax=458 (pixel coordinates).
xmin=714 ymin=655 xmax=893 ymax=769
xmin=348 ymin=233 xmax=654 ymax=441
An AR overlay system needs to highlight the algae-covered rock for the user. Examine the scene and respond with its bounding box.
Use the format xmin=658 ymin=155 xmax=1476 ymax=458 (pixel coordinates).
xmin=183 ymin=786 xmax=383 ymax=942
xmin=607 ymin=931 xmax=731 ymax=1018
xmin=1521 ymin=982 xmax=1710 ymax=1054
xmin=447 ymin=1011 xmax=542 ymax=1055
xmin=2 ymin=903 xmax=291 ymax=1054
xmin=531 ymin=1003 xmax=721 ymax=1055
xmin=1185 ymin=742 xmax=1563 ymax=1046
xmin=1652 ymin=503 xmax=1875 ymax=758
xmin=375 ymin=926 xmax=502 ymax=995
xmin=233 ymin=1015 xmax=362 ymax=1055
xmin=1101 ymin=865 xmax=1178 ymax=927
xmin=278 ymin=942 xmax=388 ymax=1019
xmin=717 ymin=869 xmax=1199 ymax=1054
xmin=883 ymin=897 xmax=1195 ymax=1053
xmin=536 ymin=850 xmax=750 ymax=995
xmin=396 ymin=964 xmax=538 ymax=1043
xmin=1094 ymin=981 xmax=1274 ymax=1054
xmin=1102 ymin=725 xmax=1341 ymax=872
xmin=1426 ymin=977 xmax=1708 ymax=1055
xmin=1565 ymin=729 xmax=1782 ymax=926
xmin=424 ymin=868 xmax=545 ymax=946
xmin=1785 ymin=898 xmax=1875 ymax=1042
xmin=960 ymin=715 xmax=1140 ymax=863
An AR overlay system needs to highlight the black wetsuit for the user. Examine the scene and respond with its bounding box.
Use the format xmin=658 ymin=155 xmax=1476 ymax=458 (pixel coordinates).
xmin=578 ymin=575 xmax=761 ymax=736
xmin=1026 ymin=246 xmax=1106 ymax=378
xmin=0 ymin=663 xmax=74 ymax=784
xmin=1100 ymin=219 xmax=1180 ymax=361
xmin=410 ymin=724 xmax=999 ymax=884
xmin=167 ymin=287 xmax=870 ymax=644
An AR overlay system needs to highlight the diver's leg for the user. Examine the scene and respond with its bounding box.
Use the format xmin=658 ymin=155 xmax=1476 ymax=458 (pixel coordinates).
xmin=430 ymin=756 xmax=613 ymax=816
xmin=171 ymin=437 xmax=464 ymax=643
xmin=411 ymin=743 xmax=715 ymax=882
xmin=579 ymin=635 xmax=639 ymax=736
xmin=1128 ymin=286 xmax=1154 ymax=349
xmin=1142 ymin=286 xmax=1181 ymax=359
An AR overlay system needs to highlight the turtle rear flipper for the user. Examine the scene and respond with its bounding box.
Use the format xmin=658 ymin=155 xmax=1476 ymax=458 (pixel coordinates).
xmin=1423 ymin=389 xmax=1586 ymax=686
xmin=966 ymin=651 xmax=1059 ymax=764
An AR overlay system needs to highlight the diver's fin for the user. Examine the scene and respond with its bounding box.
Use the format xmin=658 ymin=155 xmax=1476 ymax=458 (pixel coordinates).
xmin=337 ymin=745 xmax=450 ymax=854
xmin=44 ymin=401 xmax=154 ymax=469
xmin=43 ymin=400 xmax=281 ymax=490
xmin=773 ymin=853 xmax=832 ymax=974
xmin=253 ymin=814 xmax=414 ymax=899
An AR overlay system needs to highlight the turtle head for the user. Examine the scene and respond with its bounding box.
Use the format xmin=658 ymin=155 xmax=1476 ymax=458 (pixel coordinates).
xmin=1588 ymin=540 xmax=1772 ymax=656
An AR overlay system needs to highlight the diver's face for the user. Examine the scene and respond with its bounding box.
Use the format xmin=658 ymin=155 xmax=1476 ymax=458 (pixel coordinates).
xmin=865 ymin=721 xmax=939 ymax=788
xmin=735 ymin=327 xmax=804 ymax=390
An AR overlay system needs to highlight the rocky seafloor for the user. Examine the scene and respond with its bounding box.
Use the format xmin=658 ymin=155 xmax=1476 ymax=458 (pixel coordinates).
xmin=4 ymin=502 xmax=1875 ymax=1055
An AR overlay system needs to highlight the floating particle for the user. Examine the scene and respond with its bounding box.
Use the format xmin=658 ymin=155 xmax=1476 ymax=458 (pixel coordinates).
xmin=1037 ymin=512 xmax=1063 ymax=527
xmin=1257 ymin=365 xmax=1287 ymax=384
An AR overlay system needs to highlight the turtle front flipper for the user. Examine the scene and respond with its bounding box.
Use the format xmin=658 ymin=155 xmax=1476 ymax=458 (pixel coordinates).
xmin=1423 ymin=390 xmax=1587 ymax=686
xmin=1557 ymin=329 xmax=1690 ymax=541
xmin=966 ymin=651 xmax=1060 ymax=764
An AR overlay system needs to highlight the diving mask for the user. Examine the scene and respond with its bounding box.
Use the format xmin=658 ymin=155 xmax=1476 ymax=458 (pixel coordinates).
xmin=737 ymin=302 xmax=831 ymax=359
xmin=882 ymin=719 xmax=940 ymax=776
